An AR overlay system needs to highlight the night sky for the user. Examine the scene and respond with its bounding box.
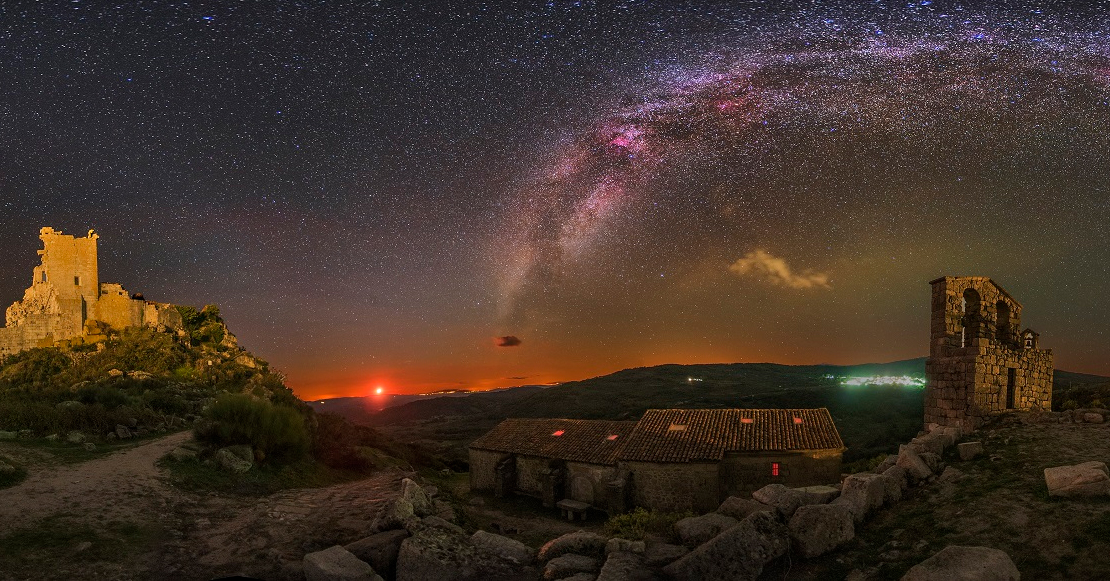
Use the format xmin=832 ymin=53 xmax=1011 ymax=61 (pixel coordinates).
xmin=3 ymin=1 xmax=1110 ymax=399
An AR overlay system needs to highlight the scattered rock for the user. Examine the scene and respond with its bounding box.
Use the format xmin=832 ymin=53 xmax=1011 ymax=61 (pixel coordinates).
xmin=106 ymin=432 xmax=117 ymax=441
xmin=303 ymin=545 xmax=383 ymax=581
xmin=789 ymin=504 xmax=854 ymax=558
xmin=471 ymin=530 xmax=534 ymax=566
xmin=82 ymin=442 xmax=96 ymax=452
xmin=881 ymin=465 xmax=908 ymax=499
xmin=717 ymin=496 xmax=772 ymax=520
xmin=107 ymin=368 xmax=124 ymax=377
xmin=74 ymin=541 xmax=93 ymax=553
xmin=0 ymin=461 xmax=17 ymax=475
xmin=938 ymin=466 xmax=965 ymax=483
xmin=642 ymin=542 xmax=688 ymax=567
xmin=596 ymin=551 xmax=654 ymax=581
xmin=402 ymin=478 xmax=433 ymax=517
xmin=56 ymin=400 xmax=83 ymax=410
xmin=957 ymin=441 xmax=984 ymax=461
xmin=558 ymin=574 xmax=597 ymax=581
xmin=538 ymin=530 xmax=607 ymax=561
xmin=664 ymin=510 xmax=789 ymax=581
xmin=919 ymin=452 xmax=945 ymax=474
xmin=835 ymin=473 xmax=886 ymax=523
xmin=66 ymin=431 xmax=86 ymax=444
xmin=1044 ymin=461 xmax=1110 ymax=497
xmin=346 ymin=529 xmax=410 ymax=580
xmin=372 ymin=498 xmax=416 ymax=532
xmin=214 ymin=447 xmax=252 ymax=474
xmin=423 ymin=485 xmax=439 ymax=498
xmin=418 ymin=516 xmax=464 ymax=535
xmin=114 ymin=425 xmax=133 ymax=440
xmin=897 ymin=445 xmax=933 ymax=482
xmin=751 ymin=484 xmax=819 ymax=518
xmin=674 ymin=512 xmax=738 ymax=547
xmin=396 ymin=520 xmax=517 ymax=581
xmin=46 ymin=433 xmax=60 ymax=442
xmin=128 ymin=371 xmax=153 ymax=381
xmin=168 ymin=447 xmax=197 ymax=462
xmin=1083 ymin=412 xmax=1104 ymax=423
xmin=901 ymin=545 xmax=1020 ymax=581
xmin=605 ymin=538 xmax=645 ymax=555
xmin=794 ymin=485 xmax=841 ymax=504
xmin=432 ymin=499 xmax=456 ymax=522
xmin=544 ymin=554 xmax=600 ymax=580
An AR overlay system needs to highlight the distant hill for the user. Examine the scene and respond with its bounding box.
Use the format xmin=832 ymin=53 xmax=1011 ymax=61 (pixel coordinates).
xmin=327 ymin=358 xmax=1110 ymax=466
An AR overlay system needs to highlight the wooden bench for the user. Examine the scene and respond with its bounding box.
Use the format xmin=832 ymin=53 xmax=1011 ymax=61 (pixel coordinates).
xmin=556 ymin=499 xmax=591 ymax=521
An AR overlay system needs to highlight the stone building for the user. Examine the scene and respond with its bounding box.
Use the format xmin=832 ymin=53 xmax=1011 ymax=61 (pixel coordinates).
xmin=0 ymin=227 xmax=183 ymax=357
xmin=469 ymin=408 xmax=845 ymax=514
xmin=924 ymin=276 xmax=1053 ymax=433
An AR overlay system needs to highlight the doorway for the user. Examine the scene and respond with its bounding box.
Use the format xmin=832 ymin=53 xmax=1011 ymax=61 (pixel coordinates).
xmin=1006 ymin=368 xmax=1016 ymax=409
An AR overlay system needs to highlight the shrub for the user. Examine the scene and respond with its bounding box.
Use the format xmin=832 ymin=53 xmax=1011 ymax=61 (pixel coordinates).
xmin=196 ymin=394 xmax=310 ymax=461
xmin=604 ymin=507 xmax=694 ymax=541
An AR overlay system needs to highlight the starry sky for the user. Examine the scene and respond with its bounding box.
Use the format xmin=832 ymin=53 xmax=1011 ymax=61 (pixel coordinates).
xmin=3 ymin=1 xmax=1110 ymax=399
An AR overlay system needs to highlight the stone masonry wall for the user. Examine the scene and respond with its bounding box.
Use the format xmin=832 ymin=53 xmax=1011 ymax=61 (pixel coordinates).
xmin=468 ymin=448 xmax=510 ymax=492
xmin=925 ymin=276 xmax=1053 ymax=432
xmin=718 ymin=449 xmax=842 ymax=497
xmin=624 ymin=461 xmax=720 ymax=513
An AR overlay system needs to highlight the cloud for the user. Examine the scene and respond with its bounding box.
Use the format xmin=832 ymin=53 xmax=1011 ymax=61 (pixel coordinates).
xmin=729 ymin=249 xmax=830 ymax=289
xmin=495 ymin=335 xmax=523 ymax=347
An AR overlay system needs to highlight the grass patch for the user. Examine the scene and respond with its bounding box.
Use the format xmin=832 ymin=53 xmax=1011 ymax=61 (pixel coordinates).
xmin=604 ymin=507 xmax=695 ymax=542
xmin=159 ymin=453 xmax=368 ymax=496
xmin=0 ymin=515 xmax=160 ymax=572
xmin=6 ymin=430 xmax=187 ymax=465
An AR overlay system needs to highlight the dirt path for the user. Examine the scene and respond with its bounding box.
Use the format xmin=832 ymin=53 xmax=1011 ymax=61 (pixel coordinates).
xmin=0 ymin=433 xmax=407 ymax=581
xmin=0 ymin=432 xmax=191 ymax=536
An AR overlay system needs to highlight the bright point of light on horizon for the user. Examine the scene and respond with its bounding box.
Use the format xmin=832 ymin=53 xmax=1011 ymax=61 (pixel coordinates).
xmin=841 ymin=375 xmax=926 ymax=388
xmin=375 ymin=386 xmax=384 ymax=395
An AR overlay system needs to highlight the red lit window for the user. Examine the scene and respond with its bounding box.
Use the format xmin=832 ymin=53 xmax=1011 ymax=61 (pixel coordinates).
xmin=741 ymin=418 xmax=753 ymax=424
xmin=606 ymin=434 xmax=619 ymax=441
xmin=552 ymin=430 xmax=565 ymax=436
xmin=771 ymin=462 xmax=780 ymax=476
xmin=793 ymin=417 xmax=803 ymax=424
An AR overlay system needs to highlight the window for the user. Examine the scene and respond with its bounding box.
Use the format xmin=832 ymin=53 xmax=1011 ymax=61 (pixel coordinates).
xmin=551 ymin=430 xmax=565 ymax=437
xmin=740 ymin=418 xmax=753 ymax=424
xmin=793 ymin=417 xmax=803 ymax=424
xmin=771 ymin=462 xmax=780 ymax=477
xmin=74 ymin=276 xmax=81 ymax=286
xmin=606 ymin=434 xmax=619 ymax=441
xmin=41 ymin=271 xmax=47 ymax=283
xmin=668 ymin=424 xmax=687 ymax=432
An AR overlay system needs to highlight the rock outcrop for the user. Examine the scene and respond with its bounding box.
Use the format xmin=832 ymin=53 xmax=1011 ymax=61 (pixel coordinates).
xmin=1044 ymin=461 xmax=1110 ymax=497
xmin=664 ymin=511 xmax=789 ymax=580
xmin=788 ymin=504 xmax=854 ymax=558
xmin=900 ymin=545 xmax=1020 ymax=581
xmin=303 ymin=545 xmax=383 ymax=581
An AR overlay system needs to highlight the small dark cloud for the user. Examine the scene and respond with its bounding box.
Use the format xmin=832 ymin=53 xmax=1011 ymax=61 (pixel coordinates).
xmin=506 ymin=376 xmax=529 ymax=380
xmin=496 ymin=335 xmax=523 ymax=347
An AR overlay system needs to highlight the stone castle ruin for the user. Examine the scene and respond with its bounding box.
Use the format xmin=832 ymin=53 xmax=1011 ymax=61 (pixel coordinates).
xmin=0 ymin=227 xmax=183 ymax=356
xmin=924 ymin=276 xmax=1053 ymax=432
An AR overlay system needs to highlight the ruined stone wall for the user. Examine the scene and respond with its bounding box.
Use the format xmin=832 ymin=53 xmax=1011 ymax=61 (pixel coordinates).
xmin=468 ymin=448 xmax=510 ymax=491
xmin=514 ymin=455 xmax=548 ymax=497
xmin=925 ymin=276 xmax=1053 ymax=432
xmin=624 ymin=461 xmax=720 ymax=513
xmin=0 ymin=228 xmax=186 ymax=358
xmin=718 ymin=449 xmax=842 ymax=497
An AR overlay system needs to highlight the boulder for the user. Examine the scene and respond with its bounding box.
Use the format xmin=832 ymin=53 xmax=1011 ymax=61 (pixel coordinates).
xmin=1045 ymin=461 xmax=1110 ymax=497
xmin=674 ymin=513 xmax=738 ymax=547
xmin=957 ymin=441 xmax=984 ymax=461
xmin=128 ymin=371 xmax=153 ymax=381
xmin=402 ymin=477 xmax=433 ymax=517
xmin=432 ymin=499 xmax=456 ymax=522
xmin=919 ymin=452 xmax=945 ymax=475
xmin=900 ymin=545 xmax=1019 ymax=581
xmin=717 ymin=496 xmax=772 ymax=519
xmin=346 ymin=529 xmax=410 ymax=580
xmin=395 ymin=521 xmax=518 ymax=581
xmin=788 ymin=503 xmax=854 ymax=558
xmin=169 ymin=447 xmax=197 ymax=462
xmin=214 ymin=447 xmax=252 ymax=474
xmin=751 ymin=484 xmax=819 ymax=518
xmin=558 ymin=575 xmax=597 ymax=581
xmin=794 ymin=485 xmax=840 ymax=504
xmin=471 ymin=530 xmax=534 ymax=565
xmin=938 ymin=466 xmax=965 ymax=483
xmin=0 ymin=461 xmax=17 ymax=475
xmin=107 ymin=368 xmax=124 ymax=377
xmin=418 ymin=516 xmax=464 ymax=535
xmin=538 ymin=530 xmax=607 ymax=561
xmin=596 ymin=551 xmax=655 ymax=581
xmin=882 ymin=465 xmax=908 ymax=496
xmin=909 ymin=433 xmax=947 ymax=456
xmin=114 ymin=424 xmax=133 ymax=440
xmin=835 ymin=473 xmax=886 ymax=523
xmin=0 ymin=431 xmax=16 ymax=441
xmin=544 ymin=554 xmax=600 ymax=579
xmin=663 ymin=510 xmax=789 ymax=581
xmin=66 ymin=431 xmax=86 ymax=444
xmin=897 ymin=445 xmax=933 ymax=482
xmin=1083 ymin=412 xmax=1104 ymax=423
xmin=83 ymin=443 xmax=96 ymax=452
xmin=605 ymin=538 xmax=645 ymax=555
xmin=642 ymin=542 xmax=688 ymax=567
xmin=372 ymin=498 xmax=416 ymax=531
xmin=303 ymin=545 xmax=383 ymax=581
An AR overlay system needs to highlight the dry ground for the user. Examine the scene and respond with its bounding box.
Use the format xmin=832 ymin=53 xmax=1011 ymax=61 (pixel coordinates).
xmin=0 ymin=434 xmax=406 ymax=581
xmin=773 ymin=415 xmax=1110 ymax=580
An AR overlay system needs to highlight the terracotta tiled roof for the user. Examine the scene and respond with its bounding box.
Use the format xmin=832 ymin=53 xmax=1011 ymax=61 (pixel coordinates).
xmin=617 ymin=408 xmax=845 ymax=463
xmin=469 ymin=418 xmax=638 ymax=465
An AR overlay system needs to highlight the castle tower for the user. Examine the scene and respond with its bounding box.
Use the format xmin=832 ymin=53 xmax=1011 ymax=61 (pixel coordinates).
xmin=924 ymin=276 xmax=1053 ymax=433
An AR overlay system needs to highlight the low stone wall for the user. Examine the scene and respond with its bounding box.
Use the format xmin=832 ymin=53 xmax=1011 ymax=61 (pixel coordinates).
xmin=625 ymin=461 xmax=719 ymax=513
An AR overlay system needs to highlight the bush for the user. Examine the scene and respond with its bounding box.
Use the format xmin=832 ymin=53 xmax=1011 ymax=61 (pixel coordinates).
xmin=604 ymin=507 xmax=694 ymax=541
xmin=196 ymin=394 xmax=310 ymax=461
